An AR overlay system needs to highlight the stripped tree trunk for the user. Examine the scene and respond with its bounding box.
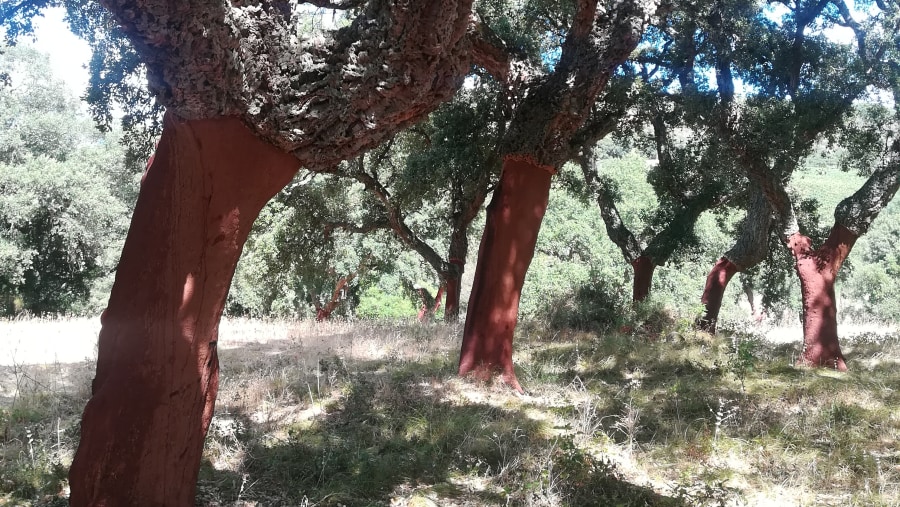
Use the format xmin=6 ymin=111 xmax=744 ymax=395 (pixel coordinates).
xmin=792 ymin=160 xmax=900 ymax=368
xmin=68 ymin=114 xmax=299 ymax=505
xmin=787 ymin=227 xmax=855 ymax=370
xmin=698 ymin=183 xmax=772 ymax=333
xmin=416 ymin=285 xmax=444 ymax=321
xmin=64 ymin=1 xmax=479 ymax=503
xmin=314 ymin=273 xmax=356 ymax=322
xmin=459 ymin=0 xmax=658 ymax=390
xmin=444 ymin=259 xmax=465 ymax=322
xmin=631 ymin=256 xmax=656 ymax=302
xmin=459 ymin=157 xmax=553 ymax=391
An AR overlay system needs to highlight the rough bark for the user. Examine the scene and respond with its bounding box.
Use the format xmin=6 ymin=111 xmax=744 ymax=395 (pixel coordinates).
xmin=458 ymin=157 xmax=553 ymax=392
xmin=98 ymin=0 xmax=475 ymax=170
xmin=698 ymin=183 xmax=772 ymax=332
xmin=502 ymin=1 xmax=660 ymax=169
xmin=68 ymin=113 xmax=299 ymax=505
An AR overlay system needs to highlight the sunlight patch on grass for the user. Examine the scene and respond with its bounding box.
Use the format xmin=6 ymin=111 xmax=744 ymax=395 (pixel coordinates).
xmin=2 ymin=315 xmax=899 ymax=505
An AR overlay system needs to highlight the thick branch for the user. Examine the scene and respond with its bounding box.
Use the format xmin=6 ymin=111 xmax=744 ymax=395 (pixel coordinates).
xmin=835 ymin=145 xmax=900 ymax=235
xmin=302 ymin=0 xmax=365 ymax=8
xmin=97 ymin=0 xmax=474 ymax=170
xmin=324 ymin=218 xmax=390 ymax=236
xmin=468 ymin=20 xmax=510 ymax=82
xmin=577 ymin=150 xmax=643 ymax=263
xmin=569 ymin=106 xmax=626 ymax=152
xmin=723 ymin=182 xmax=773 ymax=270
xmin=502 ymin=0 xmax=664 ymax=167
xmin=832 ymin=0 xmax=869 ymax=60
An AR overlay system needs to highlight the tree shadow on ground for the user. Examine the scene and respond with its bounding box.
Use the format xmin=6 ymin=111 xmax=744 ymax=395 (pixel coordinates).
xmin=196 ymin=344 xmax=686 ymax=507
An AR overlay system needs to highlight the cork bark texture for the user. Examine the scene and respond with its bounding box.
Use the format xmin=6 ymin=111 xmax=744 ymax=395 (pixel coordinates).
xmin=98 ymin=0 xmax=474 ymax=169
xmin=502 ymin=0 xmax=665 ymax=168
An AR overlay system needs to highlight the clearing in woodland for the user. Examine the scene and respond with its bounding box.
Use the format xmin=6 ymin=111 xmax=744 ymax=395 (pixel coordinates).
xmin=0 ymin=316 xmax=898 ymax=507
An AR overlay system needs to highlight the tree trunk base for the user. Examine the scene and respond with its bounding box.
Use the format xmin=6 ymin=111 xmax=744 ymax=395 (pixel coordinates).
xmin=444 ymin=269 xmax=462 ymax=323
xmin=631 ymin=256 xmax=656 ymax=303
xmin=697 ymin=257 xmax=740 ymax=334
xmin=788 ymin=227 xmax=857 ymax=372
xmin=458 ymin=156 xmax=553 ymax=393
xmin=68 ymin=113 xmax=298 ymax=506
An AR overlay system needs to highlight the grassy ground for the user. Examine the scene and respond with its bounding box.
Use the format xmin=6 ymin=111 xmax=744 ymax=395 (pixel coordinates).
xmin=0 ymin=316 xmax=898 ymax=506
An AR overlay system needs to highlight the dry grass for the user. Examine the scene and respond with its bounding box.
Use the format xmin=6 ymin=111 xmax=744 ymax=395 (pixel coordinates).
xmin=0 ymin=316 xmax=898 ymax=506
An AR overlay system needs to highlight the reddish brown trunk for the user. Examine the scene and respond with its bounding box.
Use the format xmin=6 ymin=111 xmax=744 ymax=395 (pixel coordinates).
xmin=788 ymin=225 xmax=857 ymax=371
xmin=416 ymin=286 xmax=435 ymax=321
xmin=444 ymin=268 xmax=462 ymax=323
xmin=458 ymin=157 xmax=553 ymax=392
xmin=697 ymin=257 xmax=740 ymax=333
xmin=315 ymin=274 xmax=355 ymax=322
xmin=68 ymin=114 xmax=298 ymax=505
xmin=631 ymin=256 xmax=656 ymax=303
xmin=433 ymin=285 xmax=445 ymax=313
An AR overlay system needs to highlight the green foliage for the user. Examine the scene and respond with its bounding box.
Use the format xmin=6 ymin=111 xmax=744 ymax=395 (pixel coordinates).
xmin=355 ymin=286 xmax=417 ymax=320
xmin=2 ymin=1 xmax=162 ymax=164
xmin=0 ymin=46 xmax=132 ymax=316
xmin=843 ymin=199 xmax=900 ymax=321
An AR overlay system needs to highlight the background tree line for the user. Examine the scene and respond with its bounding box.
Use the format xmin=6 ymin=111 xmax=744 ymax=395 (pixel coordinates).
xmin=2 ymin=44 xmax=897 ymax=328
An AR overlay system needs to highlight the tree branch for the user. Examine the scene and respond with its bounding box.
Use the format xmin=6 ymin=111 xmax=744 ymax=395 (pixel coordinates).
xmin=576 ymin=148 xmax=644 ymax=263
xmin=835 ymin=141 xmax=900 ymax=235
xmin=323 ymin=218 xmax=390 ymax=237
xmin=468 ymin=19 xmax=510 ymax=82
xmin=301 ymin=0 xmax=365 ymax=9
xmin=96 ymin=0 xmax=475 ymax=170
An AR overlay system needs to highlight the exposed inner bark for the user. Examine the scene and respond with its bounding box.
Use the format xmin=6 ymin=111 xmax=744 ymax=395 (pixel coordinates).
xmin=444 ymin=258 xmax=465 ymax=322
xmin=698 ymin=184 xmax=772 ymax=332
xmin=314 ymin=273 xmax=356 ymax=322
xmin=631 ymin=255 xmax=656 ymax=302
xmin=68 ymin=114 xmax=299 ymax=506
xmin=697 ymin=257 xmax=739 ymax=333
xmin=458 ymin=157 xmax=553 ymax=392
xmin=788 ymin=225 xmax=858 ymax=371
xmin=416 ymin=285 xmax=444 ymax=321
